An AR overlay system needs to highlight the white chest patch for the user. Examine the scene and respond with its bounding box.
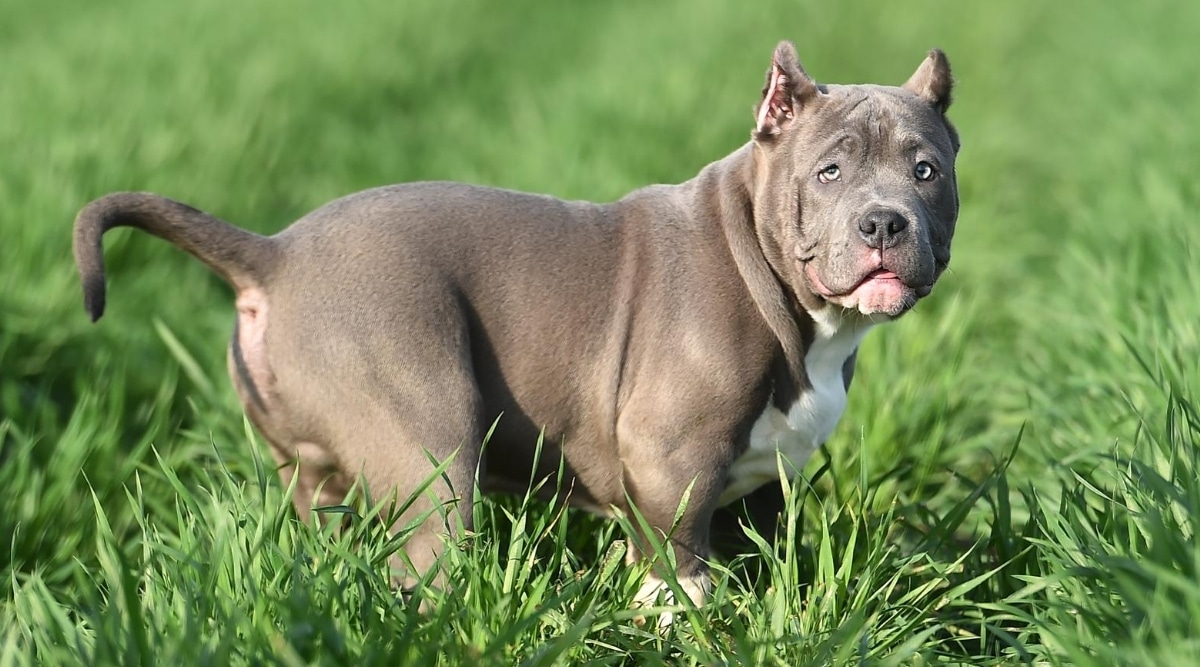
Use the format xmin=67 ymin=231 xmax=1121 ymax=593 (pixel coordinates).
xmin=720 ymin=311 xmax=873 ymax=505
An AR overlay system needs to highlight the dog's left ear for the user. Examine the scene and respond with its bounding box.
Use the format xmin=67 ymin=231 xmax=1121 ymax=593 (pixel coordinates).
xmin=903 ymin=49 xmax=954 ymax=114
xmin=754 ymin=41 xmax=819 ymax=139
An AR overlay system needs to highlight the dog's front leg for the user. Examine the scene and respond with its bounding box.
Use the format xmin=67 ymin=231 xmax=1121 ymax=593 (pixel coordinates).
xmin=617 ymin=448 xmax=730 ymax=626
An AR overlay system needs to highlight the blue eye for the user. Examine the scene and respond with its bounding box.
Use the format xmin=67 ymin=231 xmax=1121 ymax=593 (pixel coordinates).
xmin=914 ymin=161 xmax=936 ymax=181
xmin=817 ymin=164 xmax=841 ymax=183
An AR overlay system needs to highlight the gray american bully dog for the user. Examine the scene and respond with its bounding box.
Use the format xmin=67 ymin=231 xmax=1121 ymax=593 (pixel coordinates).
xmin=73 ymin=41 xmax=960 ymax=616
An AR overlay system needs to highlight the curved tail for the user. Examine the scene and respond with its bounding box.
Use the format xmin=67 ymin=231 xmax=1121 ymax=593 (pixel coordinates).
xmin=73 ymin=192 xmax=278 ymax=321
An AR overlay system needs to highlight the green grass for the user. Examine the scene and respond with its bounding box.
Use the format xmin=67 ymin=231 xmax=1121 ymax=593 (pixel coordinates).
xmin=2 ymin=0 xmax=1199 ymax=663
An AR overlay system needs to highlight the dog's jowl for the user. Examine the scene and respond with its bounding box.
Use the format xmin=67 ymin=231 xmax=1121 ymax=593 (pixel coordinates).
xmin=73 ymin=40 xmax=960 ymax=617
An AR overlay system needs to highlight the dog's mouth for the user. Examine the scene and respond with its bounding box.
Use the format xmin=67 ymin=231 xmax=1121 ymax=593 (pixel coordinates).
xmin=805 ymin=264 xmax=932 ymax=317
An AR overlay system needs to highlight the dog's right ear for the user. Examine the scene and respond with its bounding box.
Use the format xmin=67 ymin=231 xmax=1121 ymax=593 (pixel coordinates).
xmin=903 ymin=49 xmax=954 ymax=114
xmin=754 ymin=41 xmax=819 ymax=139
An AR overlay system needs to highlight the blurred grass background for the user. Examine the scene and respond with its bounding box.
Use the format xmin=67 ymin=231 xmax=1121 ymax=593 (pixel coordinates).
xmin=1 ymin=0 xmax=1199 ymax=663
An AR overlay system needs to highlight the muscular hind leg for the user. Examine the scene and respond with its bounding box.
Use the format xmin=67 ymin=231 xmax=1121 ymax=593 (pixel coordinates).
xmin=270 ymin=441 xmax=351 ymax=523
xmin=339 ymin=385 xmax=483 ymax=593
xmin=227 ymin=294 xmax=350 ymax=524
xmin=229 ymin=280 xmax=486 ymax=597
xmin=231 ymin=323 xmax=479 ymax=591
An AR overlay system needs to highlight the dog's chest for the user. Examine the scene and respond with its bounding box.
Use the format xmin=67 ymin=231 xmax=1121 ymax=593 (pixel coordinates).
xmin=720 ymin=315 xmax=871 ymax=505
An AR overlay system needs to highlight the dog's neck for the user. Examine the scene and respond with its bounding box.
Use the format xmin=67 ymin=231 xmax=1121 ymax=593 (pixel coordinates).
xmin=696 ymin=144 xmax=875 ymax=374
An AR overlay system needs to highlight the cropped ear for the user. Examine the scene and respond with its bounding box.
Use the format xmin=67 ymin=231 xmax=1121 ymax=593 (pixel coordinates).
xmin=903 ymin=49 xmax=954 ymax=114
xmin=754 ymin=41 xmax=819 ymax=139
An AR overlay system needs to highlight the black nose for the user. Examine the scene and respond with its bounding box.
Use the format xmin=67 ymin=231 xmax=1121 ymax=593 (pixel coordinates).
xmin=858 ymin=209 xmax=910 ymax=248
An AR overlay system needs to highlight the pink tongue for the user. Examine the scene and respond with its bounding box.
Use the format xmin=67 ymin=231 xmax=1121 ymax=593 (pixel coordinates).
xmin=851 ymin=271 xmax=906 ymax=311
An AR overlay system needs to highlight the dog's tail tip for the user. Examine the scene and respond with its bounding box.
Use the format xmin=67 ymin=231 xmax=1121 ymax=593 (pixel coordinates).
xmin=73 ymin=194 xmax=121 ymax=323
xmin=82 ymin=282 xmax=105 ymax=322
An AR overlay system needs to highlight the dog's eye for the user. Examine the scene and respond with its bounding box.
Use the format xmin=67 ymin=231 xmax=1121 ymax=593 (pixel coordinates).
xmin=914 ymin=161 xmax=936 ymax=181
xmin=817 ymin=165 xmax=841 ymax=184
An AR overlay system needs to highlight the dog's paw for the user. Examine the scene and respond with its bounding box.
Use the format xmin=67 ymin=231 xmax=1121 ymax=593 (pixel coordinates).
xmin=631 ymin=574 xmax=711 ymax=629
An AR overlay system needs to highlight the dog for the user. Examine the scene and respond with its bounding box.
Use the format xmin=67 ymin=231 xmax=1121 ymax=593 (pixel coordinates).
xmin=73 ymin=40 xmax=960 ymax=617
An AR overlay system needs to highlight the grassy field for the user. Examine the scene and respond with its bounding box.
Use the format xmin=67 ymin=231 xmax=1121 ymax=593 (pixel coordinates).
xmin=2 ymin=0 xmax=1199 ymax=663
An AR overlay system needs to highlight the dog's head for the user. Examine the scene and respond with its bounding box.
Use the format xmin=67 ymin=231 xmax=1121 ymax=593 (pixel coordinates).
xmin=749 ymin=41 xmax=960 ymax=319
